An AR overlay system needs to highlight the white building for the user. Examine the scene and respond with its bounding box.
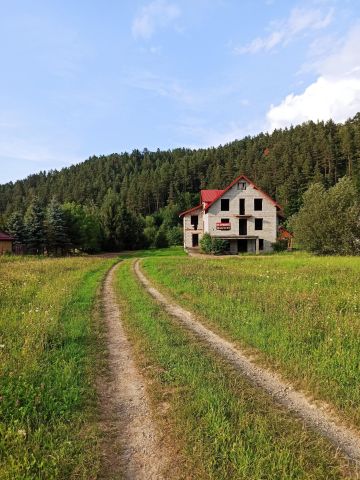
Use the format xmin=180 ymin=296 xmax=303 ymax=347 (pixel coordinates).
xmin=180 ymin=174 xmax=285 ymax=254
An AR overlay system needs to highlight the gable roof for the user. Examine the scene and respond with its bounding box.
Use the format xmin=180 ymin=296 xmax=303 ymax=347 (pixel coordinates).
xmin=204 ymin=174 xmax=283 ymax=212
xmin=200 ymin=189 xmax=224 ymax=206
xmin=0 ymin=231 xmax=14 ymax=241
xmin=179 ymin=204 xmax=202 ymax=218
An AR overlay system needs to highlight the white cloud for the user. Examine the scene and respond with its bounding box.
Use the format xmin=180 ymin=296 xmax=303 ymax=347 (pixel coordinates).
xmin=132 ymin=0 xmax=181 ymax=40
xmin=267 ymin=25 xmax=360 ymax=130
xmin=235 ymin=6 xmax=333 ymax=54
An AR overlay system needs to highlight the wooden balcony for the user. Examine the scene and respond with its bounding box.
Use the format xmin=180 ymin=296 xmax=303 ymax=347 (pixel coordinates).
xmin=216 ymin=222 xmax=231 ymax=230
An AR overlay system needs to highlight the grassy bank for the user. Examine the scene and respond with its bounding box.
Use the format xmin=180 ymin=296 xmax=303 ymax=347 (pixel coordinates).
xmin=142 ymin=254 xmax=360 ymax=429
xmin=0 ymin=256 xmax=113 ymax=479
xmin=114 ymin=259 xmax=348 ymax=479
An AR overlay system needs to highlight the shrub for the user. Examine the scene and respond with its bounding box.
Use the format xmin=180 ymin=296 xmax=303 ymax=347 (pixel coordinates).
xmin=272 ymin=239 xmax=288 ymax=252
xmin=200 ymin=234 xmax=227 ymax=255
xmin=200 ymin=233 xmax=212 ymax=253
xmin=212 ymin=238 xmax=227 ymax=255
xmin=166 ymin=226 xmax=183 ymax=246
xmin=154 ymin=228 xmax=169 ymax=248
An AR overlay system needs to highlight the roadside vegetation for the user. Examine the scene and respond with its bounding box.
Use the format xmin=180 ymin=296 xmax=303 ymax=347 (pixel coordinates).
xmin=114 ymin=259 xmax=349 ymax=479
xmin=0 ymin=256 xmax=113 ymax=479
xmin=142 ymin=253 xmax=360 ymax=428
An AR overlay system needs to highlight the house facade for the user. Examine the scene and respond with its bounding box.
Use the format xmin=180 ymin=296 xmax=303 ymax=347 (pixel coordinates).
xmin=180 ymin=174 xmax=284 ymax=254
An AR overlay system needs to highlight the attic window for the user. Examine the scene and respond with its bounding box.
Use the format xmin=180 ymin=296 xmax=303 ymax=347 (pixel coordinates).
xmin=238 ymin=181 xmax=247 ymax=191
xmin=254 ymin=199 xmax=263 ymax=211
xmin=221 ymin=199 xmax=230 ymax=211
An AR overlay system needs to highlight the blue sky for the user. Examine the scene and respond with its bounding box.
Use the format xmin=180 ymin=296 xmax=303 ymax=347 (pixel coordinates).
xmin=1 ymin=0 xmax=360 ymax=183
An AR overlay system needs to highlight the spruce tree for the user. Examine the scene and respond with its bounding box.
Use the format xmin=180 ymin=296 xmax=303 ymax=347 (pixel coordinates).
xmin=6 ymin=212 xmax=26 ymax=249
xmin=24 ymin=197 xmax=46 ymax=255
xmin=46 ymin=197 xmax=70 ymax=255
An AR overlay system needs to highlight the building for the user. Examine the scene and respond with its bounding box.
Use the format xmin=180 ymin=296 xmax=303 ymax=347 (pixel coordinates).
xmin=180 ymin=174 xmax=284 ymax=254
xmin=0 ymin=231 xmax=14 ymax=254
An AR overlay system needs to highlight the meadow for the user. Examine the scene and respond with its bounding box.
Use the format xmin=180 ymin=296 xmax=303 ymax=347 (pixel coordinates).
xmin=142 ymin=253 xmax=360 ymax=429
xmin=115 ymin=259 xmax=350 ymax=479
xmin=0 ymin=255 xmax=113 ymax=479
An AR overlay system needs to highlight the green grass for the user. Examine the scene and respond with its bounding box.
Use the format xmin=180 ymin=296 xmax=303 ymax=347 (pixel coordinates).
xmin=118 ymin=245 xmax=186 ymax=259
xmin=142 ymin=253 xmax=360 ymax=429
xmin=114 ymin=259 xmax=349 ymax=479
xmin=0 ymin=256 xmax=113 ymax=479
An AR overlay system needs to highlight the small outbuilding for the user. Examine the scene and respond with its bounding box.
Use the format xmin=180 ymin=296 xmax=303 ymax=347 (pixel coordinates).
xmin=0 ymin=231 xmax=14 ymax=254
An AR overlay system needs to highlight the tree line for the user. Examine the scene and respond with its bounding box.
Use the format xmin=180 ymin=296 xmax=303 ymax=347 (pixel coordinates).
xmin=6 ymin=192 xmax=183 ymax=255
xmin=1 ymin=114 xmax=360 ymax=254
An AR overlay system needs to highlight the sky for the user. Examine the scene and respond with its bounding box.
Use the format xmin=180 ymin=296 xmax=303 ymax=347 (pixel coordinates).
xmin=1 ymin=0 xmax=360 ymax=183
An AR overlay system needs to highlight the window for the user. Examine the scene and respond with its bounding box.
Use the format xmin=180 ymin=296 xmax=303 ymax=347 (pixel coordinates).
xmin=259 ymin=239 xmax=264 ymax=251
xmin=191 ymin=215 xmax=198 ymax=229
xmin=254 ymin=199 xmax=263 ymax=211
xmin=238 ymin=181 xmax=247 ymax=190
xmin=221 ymin=199 xmax=229 ymax=211
xmin=255 ymin=218 xmax=263 ymax=230
xmin=239 ymin=198 xmax=245 ymax=215
xmin=221 ymin=218 xmax=230 ymax=223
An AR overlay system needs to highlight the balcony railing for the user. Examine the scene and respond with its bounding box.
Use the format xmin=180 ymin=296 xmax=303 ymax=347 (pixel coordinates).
xmin=216 ymin=222 xmax=231 ymax=230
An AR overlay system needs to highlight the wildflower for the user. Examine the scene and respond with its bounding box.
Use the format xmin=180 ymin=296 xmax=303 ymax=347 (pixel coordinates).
xmin=17 ymin=429 xmax=26 ymax=438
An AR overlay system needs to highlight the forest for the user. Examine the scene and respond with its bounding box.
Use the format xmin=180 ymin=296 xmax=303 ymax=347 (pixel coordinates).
xmin=1 ymin=114 xmax=360 ymax=252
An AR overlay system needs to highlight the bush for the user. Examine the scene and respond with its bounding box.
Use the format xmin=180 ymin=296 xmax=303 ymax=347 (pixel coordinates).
xmin=200 ymin=233 xmax=212 ymax=253
xmin=272 ymin=239 xmax=288 ymax=252
xmin=166 ymin=226 xmax=183 ymax=246
xmin=212 ymin=238 xmax=227 ymax=255
xmin=154 ymin=228 xmax=169 ymax=248
xmin=200 ymin=234 xmax=227 ymax=254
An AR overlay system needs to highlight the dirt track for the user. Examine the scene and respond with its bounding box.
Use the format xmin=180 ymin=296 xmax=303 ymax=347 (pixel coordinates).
xmin=98 ymin=262 xmax=166 ymax=479
xmin=134 ymin=259 xmax=360 ymax=468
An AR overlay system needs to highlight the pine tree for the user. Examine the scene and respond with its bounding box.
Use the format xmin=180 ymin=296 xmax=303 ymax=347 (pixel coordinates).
xmin=24 ymin=197 xmax=46 ymax=254
xmin=6 ymin=212 xmax=26 ymax=249
xmin=46 ymin=197 xmax=70 ymax=255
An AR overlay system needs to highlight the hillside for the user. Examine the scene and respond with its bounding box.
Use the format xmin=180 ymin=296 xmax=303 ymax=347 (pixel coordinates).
xmin=2 ymin=114 xmax=360 ymax=220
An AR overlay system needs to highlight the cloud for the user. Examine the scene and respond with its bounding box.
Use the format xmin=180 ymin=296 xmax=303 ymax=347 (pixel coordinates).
xmin=132 ymin=0 xmax=181 ymax=40
xmin=235 ymin=6 xmax=333 ymax=54
xmin=267 ymin=25 xmax=360 ymax=130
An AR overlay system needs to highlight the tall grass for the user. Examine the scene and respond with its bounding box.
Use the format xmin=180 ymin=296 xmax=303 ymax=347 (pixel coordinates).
xmin=0 ymin=256 xmax=112 ymax=479
xmin=115 ymin=260 xmax=348 ymax=479
xmin=142 ymin=254 xmax=360 ymax=428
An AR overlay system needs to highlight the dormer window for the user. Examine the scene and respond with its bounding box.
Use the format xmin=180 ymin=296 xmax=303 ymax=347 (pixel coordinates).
xmin=238 ymin=181 xmax=247 ymax=191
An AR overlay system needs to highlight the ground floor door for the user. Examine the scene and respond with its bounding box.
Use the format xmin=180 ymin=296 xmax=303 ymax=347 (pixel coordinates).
xmin=239 ymin=219 xmax=247 ymax=235
xmin=192 ymin=233 xmax=199 ymax=247
xmin=238 ymin=239 xmax=247 ymax=252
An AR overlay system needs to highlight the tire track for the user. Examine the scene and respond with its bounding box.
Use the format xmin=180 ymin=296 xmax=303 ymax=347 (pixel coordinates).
xmin=98 ymin=262 xmax=166 ymax=479
xmin=134 ymin=259 xmax=360 ymax=468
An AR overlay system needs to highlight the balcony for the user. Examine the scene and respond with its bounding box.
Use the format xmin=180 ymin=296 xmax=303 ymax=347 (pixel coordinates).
xmin=216 ymin=222 xmax=231 ymax=230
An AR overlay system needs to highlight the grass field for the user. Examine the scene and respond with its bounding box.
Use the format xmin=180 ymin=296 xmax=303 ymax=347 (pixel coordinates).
xmin=115 ymin=259 xmax=349 ymax=479
xmin=142 ymin=253 xmax=360 ymax=428
xmin=0 ymin=256 xmax=113 ymax=479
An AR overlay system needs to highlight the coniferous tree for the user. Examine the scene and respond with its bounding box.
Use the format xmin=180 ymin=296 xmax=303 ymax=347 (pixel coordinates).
xmin=24 ymin=197 xmax=46 ymax=254
xmin=46 ymin=197 xmax=70 ymax=255
xmin=6 ymin=212 xmax=26 ymax=250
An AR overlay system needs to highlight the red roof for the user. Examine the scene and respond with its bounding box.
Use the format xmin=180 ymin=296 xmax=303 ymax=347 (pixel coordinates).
xmin=200 ymin=189 xmax=224 ymax=205
xmin=278 ymin=226 xmax=294 ymax=239
xmin=179 ymin=204 xmax=202 ymax=218
xmin=204 ymin=174 xmax=283 ymax=212
xmin=179 ymin=174 xmax=284 ymax=218
xmin=0 ymin=231 xmax=14 ymax=241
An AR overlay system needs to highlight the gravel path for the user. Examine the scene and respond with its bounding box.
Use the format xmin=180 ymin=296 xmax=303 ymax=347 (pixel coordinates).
xmin=98 ymin=262 xmax=166 ymax=479
xmin=134 ymin=259 xmax=360 ymax=468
